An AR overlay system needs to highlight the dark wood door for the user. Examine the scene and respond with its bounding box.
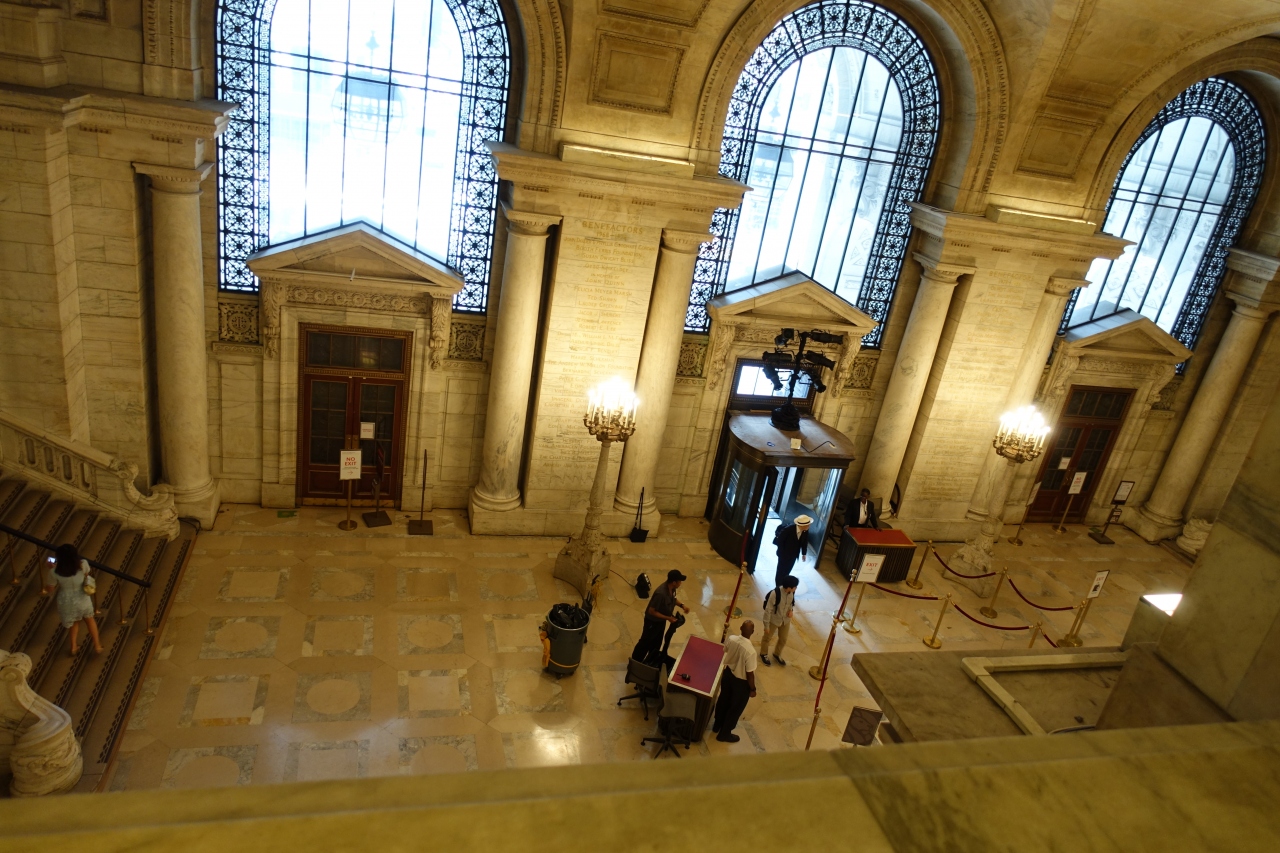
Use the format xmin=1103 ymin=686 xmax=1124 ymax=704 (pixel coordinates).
xmin=1027 ymin=386 xmax=1133 ymax=524
xmin=297 ymin=327 xmax=411 ymax=506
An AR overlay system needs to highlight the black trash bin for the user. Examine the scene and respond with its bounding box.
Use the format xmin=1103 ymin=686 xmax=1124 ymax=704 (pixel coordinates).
xmin=543 ymin=603 xmax=590 ymax=678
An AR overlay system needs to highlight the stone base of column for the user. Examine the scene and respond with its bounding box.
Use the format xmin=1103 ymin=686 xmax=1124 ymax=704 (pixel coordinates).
xmin=963 ymin=507 xmax=988 ymax=522
xmin=937 ymin=541 xmax=997 ymax=599
xmin=554 ymin=538 xmax=610 ymax=600
xmin=1122 ymin=504 xmax=1183 ymax=543
xmin=468 ymin=504 xmax=648 ymax=537
xmin=172 ymin=478 xmax=220 ymax=529
xmin=469 ymin=486 xmax=521 ymax=514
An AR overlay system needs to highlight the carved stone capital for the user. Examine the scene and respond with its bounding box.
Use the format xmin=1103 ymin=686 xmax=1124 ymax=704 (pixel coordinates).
xmin=1047 ymin=276 xmax=1089 ymax=297
xmin=912 ymin=252 xmax=975 ymax=284
xmin=661 ymin=228 xmax=709 ymax=255
xmin=133 ymin=161 xmax=213 ymax=194
xmin=503 ymin=206 xmax=562 ymax=237
xmin=429 ymin=297 xmax=451 ymax=370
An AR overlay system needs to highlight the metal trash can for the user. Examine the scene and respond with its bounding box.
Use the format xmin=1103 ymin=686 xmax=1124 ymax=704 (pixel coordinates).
xmin=543 ymin=603 xmax=590 ymax=678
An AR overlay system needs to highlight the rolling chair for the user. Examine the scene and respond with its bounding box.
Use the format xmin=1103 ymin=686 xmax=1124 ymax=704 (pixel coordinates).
xmin=617 ymin=657 xmax=663 ymax=720
xmin=641 ymin=689 xmax=697 ymax=758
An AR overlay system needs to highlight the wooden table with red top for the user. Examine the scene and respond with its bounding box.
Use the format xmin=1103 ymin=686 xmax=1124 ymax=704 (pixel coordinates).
xmin=837 ymin=527 xmax=917 ymax=583
xmin=664 ymin=636 xmax=725 ymax=740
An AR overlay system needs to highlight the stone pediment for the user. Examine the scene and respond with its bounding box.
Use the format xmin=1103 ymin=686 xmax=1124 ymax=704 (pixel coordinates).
xmin=707 ymin=272 xmax=878 ymax=336
xmin=1063 ymin=310 xmax=1192 ymax=363
xmin=246 ymin=222 xmax=464 ymax=298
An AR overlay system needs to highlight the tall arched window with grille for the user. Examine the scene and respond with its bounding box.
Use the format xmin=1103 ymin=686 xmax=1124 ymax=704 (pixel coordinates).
xmin=215 ymin=0 xmax=511 ymax=312
xmin=687 ymin=0 xmax=941 ymax=346
xmin=1064 ymin=78 xmax=1265 ymax=352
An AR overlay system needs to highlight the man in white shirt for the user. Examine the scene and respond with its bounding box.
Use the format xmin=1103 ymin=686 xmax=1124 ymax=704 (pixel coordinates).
xmin=711 ymin=621 xmax=757 ymax=743
xmin=760 ymin=575 xmax=798 ymax=667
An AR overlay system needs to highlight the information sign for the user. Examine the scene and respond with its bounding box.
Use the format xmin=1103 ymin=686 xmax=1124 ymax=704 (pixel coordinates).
xmin=339 ymin=449 xmax=362 ymax=480
xmin=1087 ymin=570 xmax=1109 ymax=599
xmin=855 ymin=553 xmax=885 ymax=584
xmin=360 ymin=421 xmax=375 ymax=440
xmin=1112 ymin=480 xmax=1135 ymax=505
xmin=1068 ymin=471 xmax=1087 ymax=495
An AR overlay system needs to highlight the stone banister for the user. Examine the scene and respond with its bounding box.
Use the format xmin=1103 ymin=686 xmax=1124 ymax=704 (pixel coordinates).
xmin=0 ymin=411 xmax=179 ymax=540
xmin=0 ymin=650 xmax=82 ymax=796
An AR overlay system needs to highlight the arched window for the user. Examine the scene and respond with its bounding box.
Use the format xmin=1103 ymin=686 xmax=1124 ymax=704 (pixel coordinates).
xmin=687 ymin=0 xmax=940 ymax=346
xmin=1064 ymin=78 xmax=1265 ymax=351
xmin=215 ymin=0 xmax=511 ymax=312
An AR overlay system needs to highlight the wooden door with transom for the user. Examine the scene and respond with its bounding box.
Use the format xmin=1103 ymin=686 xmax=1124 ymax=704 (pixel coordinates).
xmin=1026 ymin=386 xmax=1133 ymax=524
xmin=297 ymin=326 xmax=411 ymax=506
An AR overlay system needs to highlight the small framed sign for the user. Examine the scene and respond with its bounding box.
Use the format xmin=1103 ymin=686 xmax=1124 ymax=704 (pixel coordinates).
xmin=855 ymin=553 xmax=885 ymax=584
xmin=1027 ymin=481 xmax=1042 ymax=506
xmin=1068 ymin=471 xmax=1087 ymax=495
xmin=1058 ymin=457 xmax=1072 ymax=470
xmin=1112 ymin=480 xmax=1135 ymax=505
xmin=360 ymin=421 xmax=375 ymax=440
xmin=1087 ymin=570 xmax=1110 ymax=599
xmin=339 ymin=449 xmax=362 ymax=480
xmin=1109 ymin=506 xmax=1123 ymax=524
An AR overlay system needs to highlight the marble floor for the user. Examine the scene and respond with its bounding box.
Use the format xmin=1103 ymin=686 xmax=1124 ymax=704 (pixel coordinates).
xmin=107 ymin=504 xmax=1192 ymax=791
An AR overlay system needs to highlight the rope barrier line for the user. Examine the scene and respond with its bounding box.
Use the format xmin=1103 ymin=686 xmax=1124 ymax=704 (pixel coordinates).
xmin=1044 ymin=634 xmax=1059 ymax=648
xmin=869 ymin=583 xmax=939 ymax=601
xmin=930 ymin=546 xmax=996 ymax=580
xmin=953 ymin=603 xmax=1030 ymax=632
xmin=1007 ymin=577 xmax=1076 ymax=612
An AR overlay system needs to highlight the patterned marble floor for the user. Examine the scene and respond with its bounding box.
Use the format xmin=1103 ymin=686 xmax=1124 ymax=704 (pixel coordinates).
xmin=107 ymin=504 xmax=1192 ymax=791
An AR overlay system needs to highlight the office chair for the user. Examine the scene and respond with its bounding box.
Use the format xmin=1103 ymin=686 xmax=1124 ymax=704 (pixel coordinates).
xmin=641 ymin=690 xmax=697 ymax=758
xmin=617 ymin=657 xmax=663 ymax=720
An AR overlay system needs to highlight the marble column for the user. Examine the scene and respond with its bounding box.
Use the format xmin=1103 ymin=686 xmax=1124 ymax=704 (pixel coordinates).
xmin=134 ymin=163 xmax=219 ymax=527
xmin=470 ymin=207 xmax=561 ymax=513
xmin=966 ymin=277 xmax=1083 ymax=520
xmin=1127 ymin=270 xmax=1278 ymax=542
xmin=614 ymin=229 xmax=707 ymax=521
xmin=860 ymin=255 xmax=973 ymax=507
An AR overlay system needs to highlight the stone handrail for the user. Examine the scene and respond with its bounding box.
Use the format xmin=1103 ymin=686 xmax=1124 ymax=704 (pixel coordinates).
xmin=0 ymin=411 xmax=178 ymax=540
xmin=0 ymin=651 xmax=82 ymax=796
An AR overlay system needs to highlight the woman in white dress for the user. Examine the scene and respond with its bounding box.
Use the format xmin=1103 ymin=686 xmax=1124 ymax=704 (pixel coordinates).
xmin=43 ymin=543 xmax=103 ymax=655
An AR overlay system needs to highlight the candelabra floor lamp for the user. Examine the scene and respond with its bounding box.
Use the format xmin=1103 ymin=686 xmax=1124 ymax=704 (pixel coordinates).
xmin=945 ymin=407 xmax=1049 ymax=592
xmin=554 ymin=379 xmax=638 ymax=599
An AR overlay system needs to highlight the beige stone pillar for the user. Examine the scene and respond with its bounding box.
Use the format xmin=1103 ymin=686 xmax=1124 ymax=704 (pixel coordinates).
xmin=134 ymin=162 xmax=219 ymax=527
xmin=1127 ymin=256 xmax=1279 ymax=542
xmin=860 ymin=255 xmax=973 ymax=506
xmin=614 ymin=229 xmax=707 ymax=520
xmin=966 ymin=277 xmax=1083 ymax=520
xmin=470 ymin=208 xmax=561 ymax=513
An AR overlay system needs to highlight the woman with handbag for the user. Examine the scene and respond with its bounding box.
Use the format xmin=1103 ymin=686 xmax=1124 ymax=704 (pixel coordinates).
xmin=43 ymin=543 xmax=103 ymax=655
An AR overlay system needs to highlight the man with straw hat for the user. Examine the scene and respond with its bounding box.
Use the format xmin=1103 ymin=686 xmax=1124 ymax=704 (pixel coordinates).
xmin=772 ymin=515 xmax=812 ymax=586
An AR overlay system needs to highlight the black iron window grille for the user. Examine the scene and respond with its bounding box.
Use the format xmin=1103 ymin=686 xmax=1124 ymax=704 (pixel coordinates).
xmin=686 ymin=0 xmax=940 ymax=347
xmin=1061 ymin=78 xmax=1265 ymax=355
xmin=215 ymin=0 xmax=510 ymax=313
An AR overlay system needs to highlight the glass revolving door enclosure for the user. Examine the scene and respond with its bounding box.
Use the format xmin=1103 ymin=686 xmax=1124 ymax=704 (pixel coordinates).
xmin=707 ymin=414 xmax=856 ymax=572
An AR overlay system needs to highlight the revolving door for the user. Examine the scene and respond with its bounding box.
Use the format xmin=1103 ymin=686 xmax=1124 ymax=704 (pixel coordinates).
xmin=706 ymin=414 xmax=856 ymax=572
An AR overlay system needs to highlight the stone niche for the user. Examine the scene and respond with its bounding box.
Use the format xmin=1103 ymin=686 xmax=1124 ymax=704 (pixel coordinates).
xmin=246 ymin=224 xmax=463 ymax=511
xmin=1010 ymin=310 xmax=1192 ymax=524
xmin=675 ymin=272 xmax=878 ymax=516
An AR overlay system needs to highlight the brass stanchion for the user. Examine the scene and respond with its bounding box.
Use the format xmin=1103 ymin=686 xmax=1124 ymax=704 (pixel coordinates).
xmin=808 ymin=572 xmax=859 ymax=682
xmin=905 ymin=540 xmax=930 ymax=590
xmin=720 ymin=561 xmax=746 ymax=643
xmin=1008 ymin=516 xmax=1026 ymax=546
xmin=1054 ymin=495 xmax=1076 ymax=533
xmin=1059 ymin=598 xmax=1092 ymax=647
xmin=141 ymin=588 xmax=154 ymax=636
xmin=338 ymin=435 xmax=358 ymax=532
xmin=842 ymin=583 xmax=868 ymax=635
xmin=7 ymin=536 xmax=19 ymax=586
xmin=117 ymin=584 xmax=130 ymax=628
xmin=923 ymin=593 xmax=952 ymax=649
xmin=979 ymin=566 xmax=1007 ymax=619
xmin=1027 ymin=620 xmax=1043 ymax=649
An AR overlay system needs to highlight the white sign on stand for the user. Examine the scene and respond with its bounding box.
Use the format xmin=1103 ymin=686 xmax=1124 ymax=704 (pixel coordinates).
xmin=855 ymin=553 xmax=885 ymax=583
xmin=1112 ymin=480 xmax=1135 ymax=504
xmin=360 ymin=421 xmax=375 ymax=440
xmin=1068 ymin=471 xmax=1088 ymax=495
xmin=339 ymin=449 xmax=362 ymax=480
xmin=1087 ymin=570 xmax=1109 ymax=599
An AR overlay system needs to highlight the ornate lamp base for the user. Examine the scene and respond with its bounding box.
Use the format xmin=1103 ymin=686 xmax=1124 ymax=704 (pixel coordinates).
xmin=554 ymin=536 xmax=609 ymax=600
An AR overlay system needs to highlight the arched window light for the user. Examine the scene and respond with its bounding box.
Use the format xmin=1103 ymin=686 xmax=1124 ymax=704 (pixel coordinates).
xmin=1064 ymin=78 xmax=1265 ymax=351
xmin=687 ymin=0 xmax=940 ymax=346
xmin=216 ymin=0 xmax=510 ymax=312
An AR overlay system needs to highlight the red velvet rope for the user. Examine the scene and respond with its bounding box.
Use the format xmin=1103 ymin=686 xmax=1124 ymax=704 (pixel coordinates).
xmin=930 ymin=547 xmax=997 ymax=580
xmin=1008 ymin=578 xmax=1076 ymax=612
xmin=869 ymin=583 xmax=939 ymax=601
xmin=1044 ymin=633 xmax=1059 ymax=648
xmin=953 ymin=603 xmax=1030 ymax=631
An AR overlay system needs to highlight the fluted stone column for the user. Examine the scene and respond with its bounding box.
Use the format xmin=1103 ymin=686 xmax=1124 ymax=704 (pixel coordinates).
xmin=134 ymin=163 xmax=218 ymax=527
xmin=614 ymin=229 xmax=707 ymax=522
xmin=470 ymin=208 xmax=561 ymax=514
xmin=861 ymin=255 xmax=974 ymax=507
xmin=1127 ymin=253 xmax=1279 ymax=542
xmin=966 ymin=277 xmax=1084 ymax=520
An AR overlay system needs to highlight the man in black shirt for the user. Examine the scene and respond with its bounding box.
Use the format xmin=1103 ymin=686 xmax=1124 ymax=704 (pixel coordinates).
xmin=844 ymin=488 xmax=880 ymax=530
xmin=631 ymin=569 xmax=690 ymax=665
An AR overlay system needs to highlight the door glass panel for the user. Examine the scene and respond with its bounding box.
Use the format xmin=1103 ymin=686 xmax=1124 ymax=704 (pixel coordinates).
xmin=1076 ymin=428 xmax=1114 ymax=475
xmin=359 ymin=383 xmax=397 ymax=470
xmin=719 ymin=458 xmax=760 ymax=536
xmin=1041 ymin=427 xmax=1082 ymax=491
xmin=309 ymin=380 xmax=348 ymax=464
xmin=306 ymin=331 xmax=405 ymax=371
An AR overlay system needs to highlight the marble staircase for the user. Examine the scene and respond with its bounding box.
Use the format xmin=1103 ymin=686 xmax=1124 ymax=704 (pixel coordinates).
xmin=0 ymin=471 xmax=195 ymax=794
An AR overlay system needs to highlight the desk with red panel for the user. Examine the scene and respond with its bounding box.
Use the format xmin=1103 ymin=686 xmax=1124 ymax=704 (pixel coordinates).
xmin=665 ymin=636 xmax=725 ymax=739
xmin=836 ymin=527 xmax=916 ymax=582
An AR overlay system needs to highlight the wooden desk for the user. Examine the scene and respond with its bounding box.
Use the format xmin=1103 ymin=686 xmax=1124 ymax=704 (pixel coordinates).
xmin=837 ymin=527 xmax=916 ymax=582
xmin=667 ymin=636 xmax=725 ymax=739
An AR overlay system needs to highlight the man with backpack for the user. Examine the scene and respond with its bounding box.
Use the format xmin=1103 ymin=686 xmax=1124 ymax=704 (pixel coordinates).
xmin=772 ymin=514 xmax=812 ymax=586
xmin=759 ymin=575 xmax=798 ymax=666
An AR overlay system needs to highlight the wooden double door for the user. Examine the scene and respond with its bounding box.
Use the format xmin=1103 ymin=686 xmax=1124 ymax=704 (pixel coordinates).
xmin=1026 ymin=386 xmax=1133 ymax=524
xmin=297 ymin=326 xmax=411 ymax=506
